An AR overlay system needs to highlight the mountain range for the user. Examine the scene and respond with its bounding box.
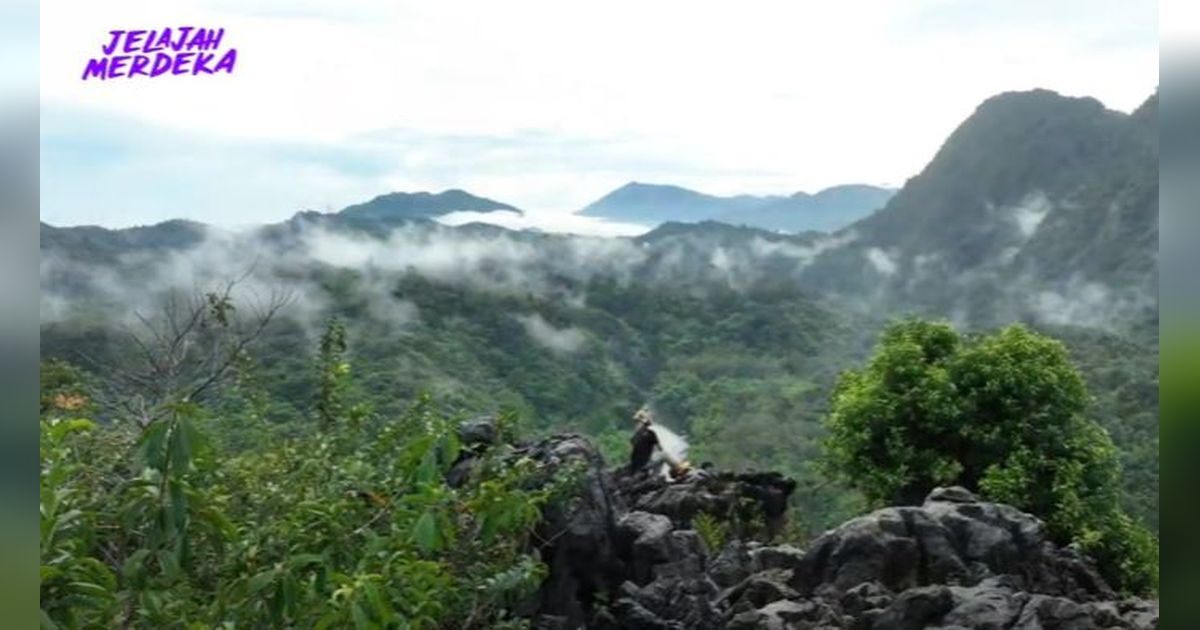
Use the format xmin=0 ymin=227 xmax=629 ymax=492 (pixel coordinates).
xmin=41 ymin=89 xmax=1158 ymax=337
xmin=43 ymin=182 xmax=893 ymax=239
xmin=40 ymin=88 xmax=1160 ymax=530
xmin=578 ymin=182 xmax=896 ymax=232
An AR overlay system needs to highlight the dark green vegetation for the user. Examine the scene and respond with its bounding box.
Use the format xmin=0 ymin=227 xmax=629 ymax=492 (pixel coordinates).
xmin=40 ymin=88 xmax=1160 ymax=623
xmin=41 ymin=269 xmax=878 ymax=537
xmin=825 ymin=321 xmax=1157 ymax=594
xmin=41 ymin=343 xmax=555 ymax=628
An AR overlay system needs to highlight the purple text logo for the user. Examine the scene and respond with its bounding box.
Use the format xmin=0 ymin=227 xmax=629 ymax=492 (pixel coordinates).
xmin=82 ymin=27 xmax=236 ymax=81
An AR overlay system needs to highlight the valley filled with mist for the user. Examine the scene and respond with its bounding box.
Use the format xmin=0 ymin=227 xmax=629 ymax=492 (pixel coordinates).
xmin=40 ymin=88 xmax=1160 ymax=626
xmin=42 ymin=89 xmax=1159 ymax=528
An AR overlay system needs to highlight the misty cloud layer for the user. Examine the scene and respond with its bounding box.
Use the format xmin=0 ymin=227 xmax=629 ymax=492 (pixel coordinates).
xmin=514 ymin=313 xmax=589 ymax=355
xmin=41 ymin=197 xmax=1154 ymax=340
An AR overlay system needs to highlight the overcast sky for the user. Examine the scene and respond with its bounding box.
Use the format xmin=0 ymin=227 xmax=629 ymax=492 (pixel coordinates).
xmin=40 ymin=0 xmax=1158 ymax=232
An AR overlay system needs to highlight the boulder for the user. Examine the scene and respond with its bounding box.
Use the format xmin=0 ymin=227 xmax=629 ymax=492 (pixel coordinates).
xmin=792 ymin=486 xmax=1113 ymax=601
xmin=839 ymin=581 xmax=893 ymax=618
xmin=708 ymin=541 xmax=754 ymax=589
xmin=728 ymin=599 xmax=840 ymax=630
xmin=751 ymin=544 xmax=807 ymax=573
xmin=723 ymin=569 xmax=799 ymax=613
xmin=870 ymin=585 xmax=955 ymax=630
xmin=457 ymin=415 xmax=499 ymax=446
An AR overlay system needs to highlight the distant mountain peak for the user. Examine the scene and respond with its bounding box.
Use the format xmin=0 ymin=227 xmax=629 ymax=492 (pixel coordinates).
xmin=974 ymin=88 xmax=1105 ymax=112
xmin=1131 ymin=91 xmax=1158 ymax=127
xmin=580 ymin=182 xmax=894 ymax=233
xmin=797 ymin=86 xmax=1158 ymax=335
xmin=338 ymin=189 xmax=521 ymax=222
xmin=588 ymin=182 xmax=717 ymax=204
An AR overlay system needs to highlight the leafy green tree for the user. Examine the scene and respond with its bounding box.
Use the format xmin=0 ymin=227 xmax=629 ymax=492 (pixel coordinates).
xmin=316 ymin=317 xmax=350 ymax=430
xmin=40 ymin=417 xmax=120 ymax=628
xmin=41 ymin=300 xmax=554 ymax=627
xmin=824 ymin=320 xmax=1157 ymax=594
xmin=41 ymin=391 xmax=552 ymax=627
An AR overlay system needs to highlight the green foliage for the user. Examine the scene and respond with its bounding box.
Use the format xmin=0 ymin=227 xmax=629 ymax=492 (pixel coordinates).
xmin=40 ymin=266 xmax=1159 ymax=601
xmin=42 ymin=267 xmax=1156 ymax=542
xmin=40 ymin=417 xmax=120 ymax=628
xmin=1051 ymin=326 xmax=1159 ymax=532
xmin=824 ymin=320 xmax=1157 ymax=594
xmin=40 ymin=359 xmax=96 ymax=417
xmin=40 ymin=401 xmax=551 ymax=628
xmin=41 ymin=340 xmax=551 ymax=628
xmin=692 ymin=512 xmax=727 ymax=552
xmin=316 ymin=317 xmax=350 ymax=430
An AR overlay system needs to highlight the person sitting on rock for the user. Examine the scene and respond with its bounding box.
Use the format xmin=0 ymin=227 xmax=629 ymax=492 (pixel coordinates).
xmin=629 ymin=406 xmax=661 ymax=473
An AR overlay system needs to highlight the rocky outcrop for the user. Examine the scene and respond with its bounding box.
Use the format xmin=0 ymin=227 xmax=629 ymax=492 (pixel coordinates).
xmin=694 ymin=487 xmax=1155 ymax=630
xmin=773 ymin=487 xmax=1156 ymax=629
xmin=455 ymin=424 xmax=1158 ymax=629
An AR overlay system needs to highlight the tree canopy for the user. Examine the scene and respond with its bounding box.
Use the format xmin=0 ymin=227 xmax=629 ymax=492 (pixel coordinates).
xmin=824 ymin=320 xmax=1157 ymax=594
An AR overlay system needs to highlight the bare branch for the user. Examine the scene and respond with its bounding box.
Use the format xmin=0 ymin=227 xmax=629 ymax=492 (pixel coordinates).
xmin=85 ymin=266 xmax=294 ymax=423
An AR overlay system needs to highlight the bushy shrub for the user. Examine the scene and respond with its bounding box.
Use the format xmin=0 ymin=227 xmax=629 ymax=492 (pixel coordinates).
xmin=40 ymin=394 xmax=551 ymax=628
xmin=824 ymin=320 xmax=1158 ymax=594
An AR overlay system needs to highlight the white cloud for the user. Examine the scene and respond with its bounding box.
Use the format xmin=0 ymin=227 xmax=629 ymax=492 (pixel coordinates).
xmin=437 ymin=209 xmax=649 ymax=238
xmin=750 ymin=230 xmax=858 ymax=265
xmin=40 ymin=0 xmax=1158 ymax=228
xmin=710 ymin=247 xmax=733 ymax=273
xmin=514 ymin=313 xmax=588 ymax=355
xmin=913 ymin=253 xmax=939 ymax=270
xmin=1029 ymin=279 xmax=1151 ymax=330
xmin=289 ymin=221 xmax=655 ymax=296
xmin=1011 ymin=192 xmax=1053 ymax=237
xmin=865 ymin=247 xmax=898 ymax=275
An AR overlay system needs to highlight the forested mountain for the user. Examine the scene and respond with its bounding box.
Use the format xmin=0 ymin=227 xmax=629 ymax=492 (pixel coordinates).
xmin=798 ymin=89 xmax=1159 ymax=338
xmin=40 ymin=89 xmax=1159 ymax=538
xmin=578 ymin=181 xmax=895 ymax=232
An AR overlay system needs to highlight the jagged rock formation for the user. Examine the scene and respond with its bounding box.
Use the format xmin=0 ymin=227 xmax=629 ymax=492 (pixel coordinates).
xmin=454 ymin=425 xmax=1157 ymax=629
